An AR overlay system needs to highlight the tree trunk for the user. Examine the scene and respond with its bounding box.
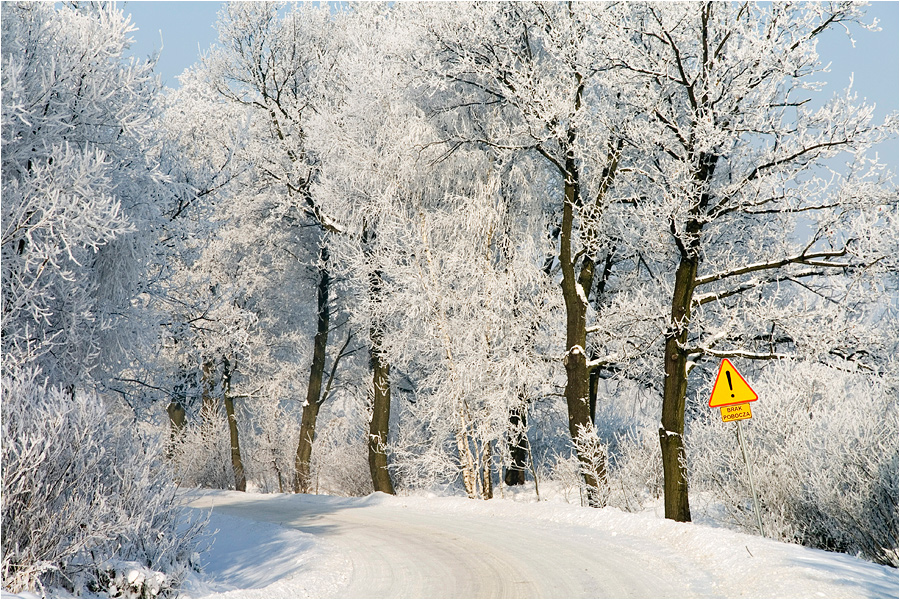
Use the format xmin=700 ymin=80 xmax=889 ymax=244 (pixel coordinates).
xmin=368 ymin=334 xmax=395 ymax=494
xmin=659 ymin=151 xmax=717 ymax=522
xmin=201 ymin=360 xmax=217 ymax=416
xmin=295 ymin=400 xmax=322 ymax=493
xmin=558 ymin=124 xmax=605 ymax=507
xmin=294 ymin=246 xmax=330 ymax=494
xmin=454 ymin=408 xmax=478 ymax=498
xmin=588 ymin=366 xmax=599 ymax=425
xmin=363 ymin=222 xmax=396 ymax=495
xmin=481 ymin=440 xmax=494 ymax=500
xmin=222 ymin=357 xmax=246 ymax=492
xmin=165 ymin=401 xmax=185 ymax=458
xmin=223 ymin=395 xmax=246 ymax=491
xmin=659 ymin=256 xmax=698 ymax=522
xmin=504 ymin=402 xmax=528 ymax=486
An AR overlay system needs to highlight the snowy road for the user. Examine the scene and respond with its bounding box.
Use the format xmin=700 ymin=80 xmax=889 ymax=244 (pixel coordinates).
xmin=188 ymin=492 xmax=678 ymax=598
xmin=185 ymin=491 xmax=898 ymax=599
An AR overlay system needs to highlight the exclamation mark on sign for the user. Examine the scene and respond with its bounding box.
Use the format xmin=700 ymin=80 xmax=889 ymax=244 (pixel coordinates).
xmin=726 ymin=371 xmax=734 ymax=397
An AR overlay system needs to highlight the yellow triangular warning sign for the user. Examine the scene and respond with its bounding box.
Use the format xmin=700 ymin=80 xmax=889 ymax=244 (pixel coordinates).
xmin=708 ymin=358 xmax=758 ymax=407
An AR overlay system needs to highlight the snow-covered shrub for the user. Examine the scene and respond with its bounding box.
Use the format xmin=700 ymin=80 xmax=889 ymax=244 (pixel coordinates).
xmin=1 ymin=369 xmax=205 ymax=596
xmin=689 ymin=361 xmax=898 ymax=566
xmin=93 ymin=560 xmax=168 ymax=599
xmin=546 ymin=421 xmax=663 ymax=511
xmin=572 ymin=424 xmax=610 ymax=507
xmin=606 ymin=426 xmax=663 ymax=513
xmin=310 ymin=415 xmax=373 ymax=497
xmin=548 ymin=453 xmax=584 ymax=505
xmin=168 ymin=403 xmax=235 ymax=490
xmin=239 ymin=398 xmax=300 ymax=494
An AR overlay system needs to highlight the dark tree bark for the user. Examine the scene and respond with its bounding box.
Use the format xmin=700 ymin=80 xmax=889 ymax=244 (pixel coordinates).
xmin=659 ymin=256 xmax=698 ymax=522
xmin=222 ymin=357 xmax=246 ymax=492
xmin=368 ymin=326 xmax=395 ymax=494
xmin=295 ymin=400 xmax=322 ymax=493
xmin=165 ymin=401 xmax=186 ymax=459
xmin=658 ymin=150 xmax=717 ymax=522
xmin=588 ymin=368 xmax=599 ymax=425
xmin=367 ymin=289 xmax=396 ymax=494
xmin=560 ymin=188 xmax=603 ymax=504
xmin=294 ymin=245 xmax=331 ymax=494
xmin=363 ymin=223 xmax=396 ymax=495
xmin=557 ymin=111 xmax=605 ymax=507
xmin=503 ymin=401 xmax=528 ymax=486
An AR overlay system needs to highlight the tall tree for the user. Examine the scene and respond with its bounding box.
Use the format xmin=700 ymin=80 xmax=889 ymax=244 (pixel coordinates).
xmin=1 ymin=5 xmax=208 ymax=595
xmin=310 ymin=4 xmax=555 ymax=497
xmin=294 ymin=245 xmax=356 ymax=492
xmin=402 ymin=2 xmax=636 ymax=503
xmin=363 ymin=226 xmax=396 ymax=495
xmin=1 ymin=2 xmax=165 ymax=390
xmin=610 ymin=1 xmax=896 ymax=521
xmin=203 ymin=1 xmax=355 ymax=493
xmin=154 ymin=58 xmax=251 ymax=485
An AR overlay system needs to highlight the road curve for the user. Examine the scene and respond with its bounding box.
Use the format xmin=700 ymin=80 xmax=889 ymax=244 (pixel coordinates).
xmin=187 ymin=492 xmax=693 ymax=599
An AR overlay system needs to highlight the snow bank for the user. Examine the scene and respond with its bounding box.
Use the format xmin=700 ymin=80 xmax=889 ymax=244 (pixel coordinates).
xmin=179 ymin=510 xmax=348 ymax=599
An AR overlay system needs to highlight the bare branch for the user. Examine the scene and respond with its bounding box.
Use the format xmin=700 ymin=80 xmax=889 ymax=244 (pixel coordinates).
xmin=317 ymin=329 xmax=355 ymax=406
xmin=695 ymin=246 xmax=852 ymax=286
xmin=693 ymin=269 xmax=828 ymax=306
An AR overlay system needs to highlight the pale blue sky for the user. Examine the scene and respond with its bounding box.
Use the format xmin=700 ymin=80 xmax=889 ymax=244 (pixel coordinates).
xmin=122 ymin=1 xmax=899 ymax=167
xmin=123 ymin=1 xmax=224 ymax=87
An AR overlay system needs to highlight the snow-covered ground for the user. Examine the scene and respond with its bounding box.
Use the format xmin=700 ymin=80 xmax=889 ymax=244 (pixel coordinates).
xmin=181 ymin=490 xmax=899 ymax=599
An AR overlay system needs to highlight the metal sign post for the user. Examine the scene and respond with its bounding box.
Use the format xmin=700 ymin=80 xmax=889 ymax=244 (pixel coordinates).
xmin=709 ymin=358 xmax=766 ymax=538
xmin=736 ymin=419 xmax=765 ymax=537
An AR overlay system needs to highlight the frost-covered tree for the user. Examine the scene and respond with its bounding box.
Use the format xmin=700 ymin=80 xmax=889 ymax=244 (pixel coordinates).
xmin=1 ymin=3 xmax=206 ymax=595
xmin=153 ymin=63 xmax=255 ymax=491
xmin=397 ymin=1 xmax=648 ymax=504
xmin=307 ymin=4 xmax=423 ymax=493
xmin=605 ymin=1 xmax=897 ymax=521
xmin=338 ymin=162 xmax=553 ymax=498
xmin=1 ymin=1 xmax=167 ymax=390
xmin=305 ymin=4 xmax=553 ymax=498
xmin=173 ymin=1 xmax=363 ymax=494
